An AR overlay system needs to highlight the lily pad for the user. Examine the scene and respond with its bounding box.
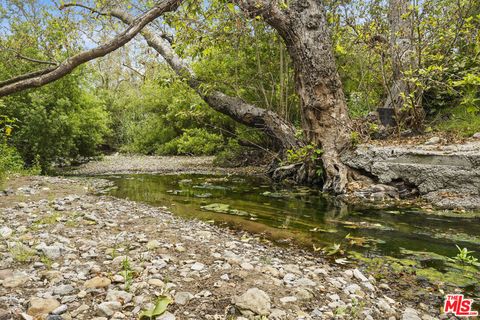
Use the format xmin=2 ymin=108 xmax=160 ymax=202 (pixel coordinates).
xmin=193 ymin=183 xmax=229 ymax=190
xmin=201 ymin=203 xmax=255 ymax=217
xmin=201 ymin=203 xmax=230 ymax=213
xmin=195 ymin=193 xmax=212 ymax=198
xmin=262 ymin=191 xmax=291 ymax=198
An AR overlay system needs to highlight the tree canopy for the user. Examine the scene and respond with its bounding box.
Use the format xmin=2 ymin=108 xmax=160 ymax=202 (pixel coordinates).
xmin=0 ymin=0 xmax=478 ymax=188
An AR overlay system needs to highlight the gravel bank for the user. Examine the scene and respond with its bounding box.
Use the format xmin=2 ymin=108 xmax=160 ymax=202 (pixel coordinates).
xmin=66 ymin=155 xmax=264 ymax=176
xmin=0 ymin=176 xmax=443 ymax=319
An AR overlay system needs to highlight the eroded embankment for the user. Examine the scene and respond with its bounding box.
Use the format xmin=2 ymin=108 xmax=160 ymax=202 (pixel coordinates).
xmin=343 ymin=141 xmax=480 ymax=210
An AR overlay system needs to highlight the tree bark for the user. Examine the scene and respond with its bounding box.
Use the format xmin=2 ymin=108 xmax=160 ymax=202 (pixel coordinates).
xmin=63 ymin=4 xmax=302 ymax=152
xmin=236 ymin=0 xmax=354 ymax=193
xmin=379 ymin=0 xmax=421 ymax=126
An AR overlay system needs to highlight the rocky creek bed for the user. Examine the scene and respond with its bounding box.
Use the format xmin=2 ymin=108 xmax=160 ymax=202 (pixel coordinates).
xmin=0 ymin=176 xmax=454 ymax=320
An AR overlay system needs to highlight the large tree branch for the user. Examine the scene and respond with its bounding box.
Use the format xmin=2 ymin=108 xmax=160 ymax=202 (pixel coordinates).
xmin=0 ymin=67 xmax=57 ymax=87
xmin=0 ymin=0 xmax=181 ymax=97
xmin=232 ymin=0 xmax=290 ymax=34
xmin=65 ymin=2 xmax=301 ymax=151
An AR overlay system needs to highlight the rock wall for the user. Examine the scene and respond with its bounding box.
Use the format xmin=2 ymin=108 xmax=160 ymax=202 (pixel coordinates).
xmin=342 ymin=142 xmax=480 ymax=209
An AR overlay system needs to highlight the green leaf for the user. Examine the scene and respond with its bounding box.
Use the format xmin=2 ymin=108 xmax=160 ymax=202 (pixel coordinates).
xmin=138 ymin=296 xmax=172 ymax=320
xmin=227 ymin=3 xmax=236 ymax=13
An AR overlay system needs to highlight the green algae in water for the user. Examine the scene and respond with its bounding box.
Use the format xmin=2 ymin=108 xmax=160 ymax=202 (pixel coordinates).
xmin=348 ymin=251 xmax=479 ymax=288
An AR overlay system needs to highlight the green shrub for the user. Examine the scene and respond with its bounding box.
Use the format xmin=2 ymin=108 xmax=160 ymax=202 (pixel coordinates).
xmin=156 ymin=128 xmax=224 ymax=155
xmin=2 ymin=78 xmax=110 ymax=172
xmin=0 ymin=143 xmax=24 ymax=181
xmin=435 ymin=106 xmax=480 ymax=137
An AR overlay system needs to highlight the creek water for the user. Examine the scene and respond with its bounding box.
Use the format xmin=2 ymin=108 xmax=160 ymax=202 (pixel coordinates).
xmin=106 ymin=173 xmax=480 ymax=291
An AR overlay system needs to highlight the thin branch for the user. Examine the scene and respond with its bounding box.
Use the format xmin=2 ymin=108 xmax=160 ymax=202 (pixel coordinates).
xmin=0 ymin=47 xmax=58 ymax=65
xmin=0 ymin=0 xmax=181 ymax=97
xmin=122 ymin=63 xmax=146 ymax=80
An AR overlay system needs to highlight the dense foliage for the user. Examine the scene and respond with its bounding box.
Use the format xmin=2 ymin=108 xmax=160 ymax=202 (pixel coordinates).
xmin=100 ymin=66 xmax=232 ymax=155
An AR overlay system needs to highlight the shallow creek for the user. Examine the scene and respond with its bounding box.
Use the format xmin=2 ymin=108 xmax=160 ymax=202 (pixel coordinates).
xmin=106 ymin=173 xmax=480 ymax=294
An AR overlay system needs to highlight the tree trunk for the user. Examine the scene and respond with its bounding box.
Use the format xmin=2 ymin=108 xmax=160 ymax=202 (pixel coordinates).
xmin=236 ymin=0 xmax=354 ymax=193
xmin=379 ymin=0 xmax=422 ymax=127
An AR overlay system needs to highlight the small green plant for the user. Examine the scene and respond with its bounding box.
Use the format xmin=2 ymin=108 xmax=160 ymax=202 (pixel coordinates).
xmin=450 ymin=245 xmax=479 ymax=265
xmin=138 ymin=296 xmax=172 ymax=320
xmin=334 ymin=306 xmax=347 ymax=316
xmin=40 ymin=254 xmax=53 ymax=269
xmin=325 ymin=242 xmax=343 ymax=256
xmin=350 ymin=131 xmax=361 ymax=146
xmin=350 ymin=298 xmax=366 ymax=317
xmin=284 ymin=144 xmax=323 ymax=165
xmin=368 ymin=122 xmax=379 ymax=134
xmin=9 ymin=243 xmax=36 ymax=263
xmin=121 ymin=256 xmax=134 ymax=291
xmin=35 ymin=212 xmax=62 ymax=226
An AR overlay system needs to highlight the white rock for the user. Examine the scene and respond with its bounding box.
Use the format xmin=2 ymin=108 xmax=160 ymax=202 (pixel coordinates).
xmin=293 ymin=277 xmax=316 ymax=287
xmin=361 ymin=281 xmax=376 ymax=291
xmin=376 ymin=298 xmax=395 ymax=314
xmin=280 ymin=296 xmax=297 ymax=304
xmin=270 ymin=308 xmax=286 ymax=319
xmin=147 ymin=278 xmax=164 ymax=287
xmin=240 ymin=262 xmax=254 ymax=270
xmin=106 ymin=290 xmax=133 ymax=304
xmin=52 ymin=304 xmax=68 ymax=315
xmin=352 ymin=269 xmax=368 ymax=282
xmin=232 ymin=288 xmax=271 ymax=316
xmin=344 ymin=283 xmax=361 ymax=294
xmin=424 ymin=136 xmax=441 ymax=145
xmin=402 ymin=307 xmax=421 ymax=320
xmin=0 ymin=226 xmax=13 ymax=238
xmin=174 ymin=292 xmax=193 ymax=305
xmin=36 ymin=242 xmax=64 ymax=260
xmin=97 ymin=301 xmax=122 ymax=317
xmin=328 ymin=293 xmax=340 ymax=301
xmin=53 ymin=284 xmax=75 ymax=296
xmin=220 ymin=274 xmax=229 ymax=281
xmin=190 ymin=262 xmax=205 ymax=271
xmin=283 ymin=273 xmax=296 ymax=284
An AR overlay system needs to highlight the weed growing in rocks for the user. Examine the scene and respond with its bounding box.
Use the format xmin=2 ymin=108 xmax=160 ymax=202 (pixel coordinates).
xmin=8 ymin=243 xmax=36 ymax=263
